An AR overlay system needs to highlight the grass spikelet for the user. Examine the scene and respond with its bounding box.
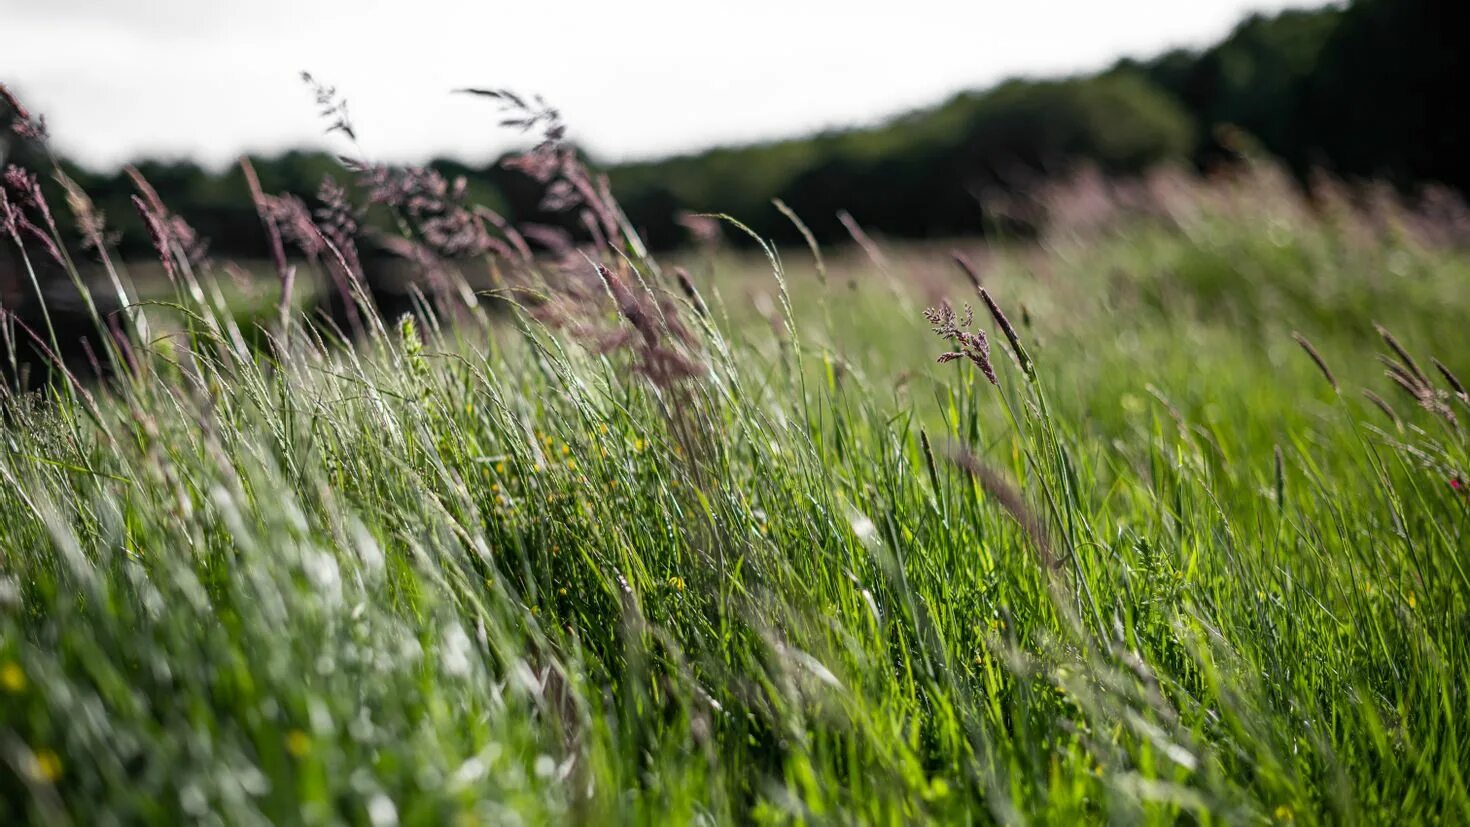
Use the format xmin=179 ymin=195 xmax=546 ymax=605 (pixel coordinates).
xmin=1291 ymin=332 xmax=1338 ymax=392
xmin=1362 ymin=389 xmax=1402 ymax=429
xmin=924 ymin=303 xmax=998 ymax=385
xmin=673 ymin=266 xmax=707 ymax=317
xmin=239 ymin=157 xmax=295 ymax=329
xmin=1375 ymin=323 xmax=1431 ymax=388
xmin=978 ymin=286 xmax=1033 ymax=380
xmin=1433 ymin=357 xmax=1467 ymax=404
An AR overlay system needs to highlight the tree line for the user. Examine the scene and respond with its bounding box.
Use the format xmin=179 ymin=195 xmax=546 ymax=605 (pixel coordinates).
xmin=2 ymin=0 xmax=1462 ymax=260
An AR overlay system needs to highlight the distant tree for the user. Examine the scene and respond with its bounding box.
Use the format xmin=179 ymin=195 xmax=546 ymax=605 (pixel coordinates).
xmin=1299 ymin=0 xmax=1469 ymax=191
xmin=1178 ymin=8 xmax=1341 ymax=172
xmin=657 ymin=73 xmax=1196 ymax=242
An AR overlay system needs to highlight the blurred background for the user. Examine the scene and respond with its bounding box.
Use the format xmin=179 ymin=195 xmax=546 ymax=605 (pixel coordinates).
xmin=1 ymin=0 xmax=1463 ymax=258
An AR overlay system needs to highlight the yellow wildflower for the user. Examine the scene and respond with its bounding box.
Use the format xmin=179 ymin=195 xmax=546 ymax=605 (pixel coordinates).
xmin=33 ymin=749 xmax=61 ymax=783
xmin=926 ymin=778 xmax=950 ymax=800
xmin=1 ymin=662 xmax=25 ymax=693
xmin=286 ymin=729 xmax=311 ymax=758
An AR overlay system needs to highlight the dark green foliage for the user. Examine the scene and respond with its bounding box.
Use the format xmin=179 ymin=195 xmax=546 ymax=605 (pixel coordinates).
xmin=1296 ymin=0 xmax=1469 ymax=189
xmin=610 ymin=73 xmax=1195 ymax=245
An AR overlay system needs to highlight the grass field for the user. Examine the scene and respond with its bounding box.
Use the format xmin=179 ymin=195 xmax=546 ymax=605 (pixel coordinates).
xmin=2 ymin=162 xmax=1469 ymax=824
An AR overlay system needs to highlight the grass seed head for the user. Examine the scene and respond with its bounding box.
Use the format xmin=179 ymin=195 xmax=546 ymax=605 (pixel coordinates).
xmin=1291 ymin=332 xmax=1338 ymax=392
xmin=925 ymin=302 xmax=998 ymax=385
xmin=1375 ymin=323 xmax=1431 ymax=388
xmin=1433 ymin=358 xmax=1467 ymax=404
xmin=0 ymin=83 xmax=47 ymax=140
xmin=979 ymin=286 xmax=1034 ymax=379
xmin=673 ymin=267 xmax=707 ymax=317
xmin=1362 ymin=389 xmax=1402 ymax=429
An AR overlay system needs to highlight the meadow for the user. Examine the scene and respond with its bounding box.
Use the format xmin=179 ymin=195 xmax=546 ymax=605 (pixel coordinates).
xmin=2 ymin=139 xmax=1469 ymax=824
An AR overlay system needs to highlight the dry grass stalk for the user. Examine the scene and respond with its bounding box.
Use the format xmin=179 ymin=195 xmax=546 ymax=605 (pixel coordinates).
xmin=1375 ymin=324 xmax=1431 ymax=388
xmin=1374 ymin=325 xmax=1457 ymax=426
xmin=948 ymin=446 xmax=1059 ymax=572
xmin=591 ymin=264 xmax=700 ymax=388
xmin=0 ymin=83 xmax=47 ymax=140
xmin=1 ymin=167 xmax=63 ymax=265
xmin=1433 ymin=358 xmax=1467 ymax=404
xmin=951 ymin=252 xmax=983 ymax=291
xmin=239 ymin=157 xmax=296 ymax=328
xmin=1291 ymin=332 xmax=1338 ymax=392
xmin=978 ymin=286 xmax=1033 ymax=379
xmin=673 ymin=267 xmax=707 ymax=317
xmin=1362 ymin=390 xmax=1402 ymax=429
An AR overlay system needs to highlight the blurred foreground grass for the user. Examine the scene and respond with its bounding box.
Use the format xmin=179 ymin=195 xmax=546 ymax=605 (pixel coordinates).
xmin=2 ymin=166 xmax=1469 ymax=824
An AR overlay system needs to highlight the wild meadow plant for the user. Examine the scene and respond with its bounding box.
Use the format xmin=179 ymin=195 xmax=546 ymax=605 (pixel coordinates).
xmin=1 ymin=82 xmax=1469 ymax=824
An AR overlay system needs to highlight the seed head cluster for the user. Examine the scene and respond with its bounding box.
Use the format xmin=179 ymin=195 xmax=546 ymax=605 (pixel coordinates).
xmin=925 ymin=302 xmax=998 ymax=385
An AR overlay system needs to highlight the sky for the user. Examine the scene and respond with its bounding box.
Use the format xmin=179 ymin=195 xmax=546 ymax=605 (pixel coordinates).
xmin=5 ymin=0 xmax=1325 ymax=171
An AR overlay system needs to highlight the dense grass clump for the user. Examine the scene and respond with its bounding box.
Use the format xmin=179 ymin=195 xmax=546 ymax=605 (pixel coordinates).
xmin=2 ymin=137 xmax=1469 ymax=824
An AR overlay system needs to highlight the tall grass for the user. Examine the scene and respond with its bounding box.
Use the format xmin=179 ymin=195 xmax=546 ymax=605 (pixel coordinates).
xmin=1 ymin=100 xmax=1468 ymax=824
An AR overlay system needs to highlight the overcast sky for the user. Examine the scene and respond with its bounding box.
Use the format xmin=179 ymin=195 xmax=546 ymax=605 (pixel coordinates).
xmin=6 ymin=0 xmax=1325 ymax=171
